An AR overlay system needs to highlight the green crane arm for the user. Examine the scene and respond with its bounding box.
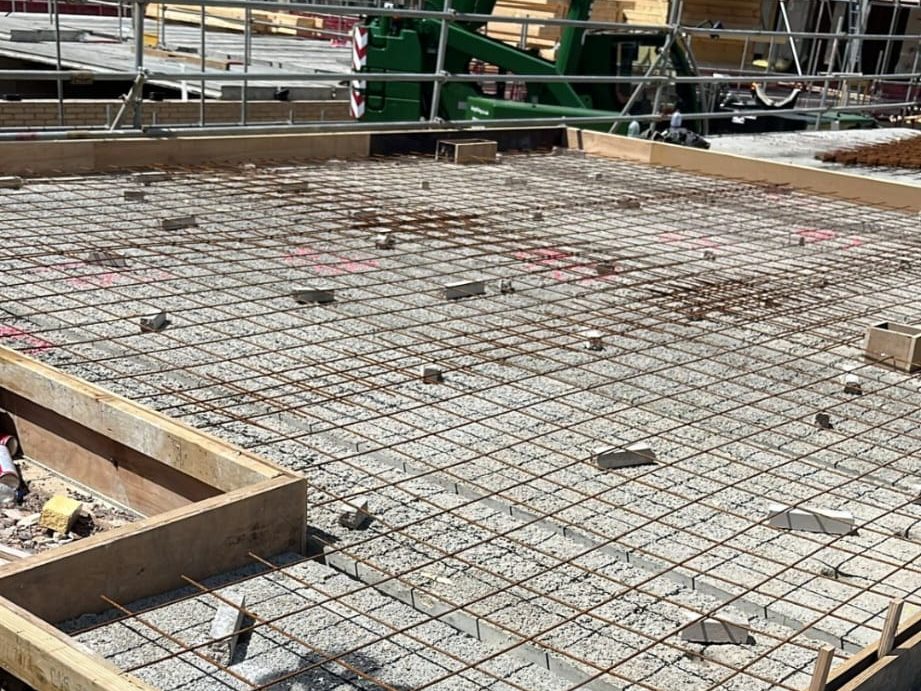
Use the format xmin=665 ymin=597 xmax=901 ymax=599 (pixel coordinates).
xmin=555 ymin=0 xmax=593 ymax=76
xmin=440 ymin=21 xmax=584 ymax=108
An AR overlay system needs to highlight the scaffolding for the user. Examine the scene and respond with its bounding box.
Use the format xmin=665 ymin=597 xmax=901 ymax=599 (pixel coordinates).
xmin=0 ymin=0 xmax=918 ymax=135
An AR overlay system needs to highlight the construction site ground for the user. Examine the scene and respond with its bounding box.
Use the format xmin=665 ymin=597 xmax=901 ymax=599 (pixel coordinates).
xmin=1 ymin=149 xmax=921 ymax=690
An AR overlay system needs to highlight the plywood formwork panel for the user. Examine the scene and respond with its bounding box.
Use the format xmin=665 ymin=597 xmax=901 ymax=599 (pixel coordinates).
xmin=0 ymin=475 xmax=306 ymax=624
xmin=0 ymin=347 xmax=282 ymax=492
xmin=0 ymin=596 xmax=155 ymax=691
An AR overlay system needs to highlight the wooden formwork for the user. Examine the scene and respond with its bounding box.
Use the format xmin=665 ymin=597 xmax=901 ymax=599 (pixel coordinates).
xmin=565 ymin=127 xmax=921 ymax=212
xmin=0 ymin=345 xmax=307 ymax=690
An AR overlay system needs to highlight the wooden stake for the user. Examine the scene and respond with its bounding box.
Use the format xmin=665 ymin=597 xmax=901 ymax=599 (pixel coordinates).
xmin=877 ymin=598 xmax=904 ymax=658
xmin=809 ymin=646 xmax=835 ymax=691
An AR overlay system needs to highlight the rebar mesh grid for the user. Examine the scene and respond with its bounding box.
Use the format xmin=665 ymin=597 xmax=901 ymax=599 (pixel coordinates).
xmin=3 ymin=151 xmax=921 ymax=690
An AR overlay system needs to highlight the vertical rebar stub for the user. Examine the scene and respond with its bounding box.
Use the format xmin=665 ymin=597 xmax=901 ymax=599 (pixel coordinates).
xmin=421 ymin=365 xmax=443 ymax=384
xmin=292 ymin=288 xmax=335 ymax=304
xmin=139 ymin=311 xmax=169 ymax=333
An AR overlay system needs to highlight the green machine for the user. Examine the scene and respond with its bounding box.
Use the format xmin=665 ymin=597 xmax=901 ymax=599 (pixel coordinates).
xmin=349 ymin=0 xmax=700 ymax=133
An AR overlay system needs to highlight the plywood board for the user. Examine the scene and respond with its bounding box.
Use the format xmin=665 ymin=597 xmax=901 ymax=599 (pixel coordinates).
xmin=0 ymin=475 xmax=306 ymax=623
xmin=565 ymin=128 xmax=921 ymax=212
xmin=0 ymin=596 xmax=154 ymax=691
xmin=0 ymin=346 xmax=282 ymax=492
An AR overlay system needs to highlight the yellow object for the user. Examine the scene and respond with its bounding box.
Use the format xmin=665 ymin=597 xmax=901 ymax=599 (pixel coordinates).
xmin=39 ymin=496 xmax=83 ymax=534
xmin=143 ymin=32 xmax=159 ymax=48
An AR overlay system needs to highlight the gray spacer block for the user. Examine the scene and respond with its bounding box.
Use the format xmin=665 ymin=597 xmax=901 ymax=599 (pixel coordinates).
xmin=161 ymin=215 xmax=198 ymax=232
xmin=422 ymin=365 xmax=443 ymax=384
xmin=139 ymin=311 xmax=169 ymax=333
xmin=444 ymin=280 xmax=485 ymax=300
xmin=208 ymin=593 xmax=246 ymax=665
xmin=292 ymin=288 xmax=335 ymax=304
xmin=681 ymin=618 xmax=749 ymax=645
xmin=0 ymin=176 xmax=24 ymax=190
xmin=132 ymin=171 xmax=171 ymax=185
xmin=375 ymin=233 xmax=395 ymax=249
xmin=87 ymin=250 xmax=128 ymax=269
xmin=123 ymin=189 xmax=145 ymax=202
xmin=280 ymin=180 xmax=310 ymax=193
xmin=594 ymin=442 xmax=656 ymax=469
xmin=767 ymin=503 xmax=855 ymax=535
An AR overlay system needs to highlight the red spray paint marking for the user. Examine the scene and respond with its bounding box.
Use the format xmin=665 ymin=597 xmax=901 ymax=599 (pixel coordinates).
xmin=284 ymin=246 xmax=379 ymax=274
xmin=513 ymin=248 xmax=615 ymax=285
xmin=660 ymin=232 xmax=720 ymax=250
xmin=796 ymin=228 xmax=837 ymax=243
xmin=0 ymin=325 xmax=53 ymax=353
xmin=844 ymin=236 xmax=864 ymax=250
xmin=35 ymin=260 xmax=175 ymax=288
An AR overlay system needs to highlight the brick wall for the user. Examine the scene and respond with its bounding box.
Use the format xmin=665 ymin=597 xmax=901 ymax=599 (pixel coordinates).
xmin=0 ymin=99 xmax=350 ymax=128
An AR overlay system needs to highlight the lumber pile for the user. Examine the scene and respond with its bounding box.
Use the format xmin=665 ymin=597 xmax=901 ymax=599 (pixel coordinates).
xmin=145 ymin=3 xmax=322 ymax=37
xmin=485 ymin=0 xmax=655 ymax=52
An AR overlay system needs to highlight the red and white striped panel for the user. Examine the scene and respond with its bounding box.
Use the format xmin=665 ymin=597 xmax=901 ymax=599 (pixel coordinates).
xmin=350 ymin=25 xmax=368 ymax=119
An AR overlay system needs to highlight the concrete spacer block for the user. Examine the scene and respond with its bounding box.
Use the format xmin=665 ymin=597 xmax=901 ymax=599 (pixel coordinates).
xmin=280 ymin=180 xmax=310 ymax=193
xmin=815 ymin=412 xmax=833 ymax=429
xmin=39 ymin=495 xmax=82 ymax=534
xmin=0 ymin=176 xmax=24 ymax=190
xmin=444 ymin=280 xmax=485 ymax=300
xmin=617 ymin=197 xmax=641 ymax=209
xmin=161 ymin=215 xmax=198 ymax=232
xmin=123 ymin=189 xmax=145 ymax=202
xmin=374 ymin=232 xmax=395 ymax=250
xmin=420 ymin=180 xmax=431 ymax=190
xmin=87 ymin=250 xmax=128 ymax=269
xmin=132 ymin=171 xmax=171 ymax=185
xmin=208 ymin=593 xmax=246 ymax=665
xmin=338 ymin=494 xmax=371 ymax=530
xmin=436 ymin=139 xmax=497 ymax=165
xmin=421 ymin=365 xmax=443 ymax=384
xmin=292 ymin=288 xmax=335 ymax=304
xmin=767 ymin=503 xmax=855 ymax=535
xmin=585 ymin=330 xmax=604 ymax=351
xmin=595 ymin=261 xmax=617 ymax=276
xmin=863 ymin=322 xmax=921 ymax=373
xmin=594 ymin=442 xmax=656 ymax=469
xmin=139 ymin=311 xmax=169 ymax=333
xmin=498 ymin=279 xmax=514 ymax=294
xmin=681 ymin=618 xmax=750 ymax=645
xmin=843 ymin=373 xmax=863 ymax=395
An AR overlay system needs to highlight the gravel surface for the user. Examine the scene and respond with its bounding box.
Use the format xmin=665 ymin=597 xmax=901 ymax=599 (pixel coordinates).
xmin=3 ymin=152 xmax=920 ymax=689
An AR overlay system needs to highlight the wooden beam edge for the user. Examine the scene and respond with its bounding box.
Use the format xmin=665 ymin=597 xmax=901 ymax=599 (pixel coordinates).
xmin=824 ymin=607 xmax=921 ymax=690
xmin=0 ymin=345 xmax=290 ymax=489
xmin=0 ymin=595 xmax=155 ymax=691
xmin=565 ymin=127 xmax=921 ymax=212
xmin=0 ymin=475 xmax=305 ymax=582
